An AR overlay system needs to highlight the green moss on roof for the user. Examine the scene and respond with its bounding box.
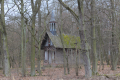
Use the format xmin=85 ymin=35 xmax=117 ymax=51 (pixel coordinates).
xmin=47 ymin=31 xmax=81 ymax=48
xmin=62 ymin=34 xmax=81 ymax=48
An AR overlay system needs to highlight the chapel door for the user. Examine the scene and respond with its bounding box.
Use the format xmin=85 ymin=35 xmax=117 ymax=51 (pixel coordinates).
xmin=45 ymin=51 xmax=48 ymax=61
xmin=48 ymin=51 xmax=55 ymax=64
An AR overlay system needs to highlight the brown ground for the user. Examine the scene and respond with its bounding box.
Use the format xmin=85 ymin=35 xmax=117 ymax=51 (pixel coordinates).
xmin=0 ymin=65 xmax=120 ymax=80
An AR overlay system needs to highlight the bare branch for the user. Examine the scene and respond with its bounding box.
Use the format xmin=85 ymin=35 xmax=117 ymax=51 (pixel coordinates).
xmin=58 ymin=0 xmax=79 ymax=22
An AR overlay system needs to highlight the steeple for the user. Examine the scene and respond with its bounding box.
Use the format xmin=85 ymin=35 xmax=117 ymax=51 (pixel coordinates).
xmin=49 ymin=11 xmax=56 ymax=35
xmin=50 ymin=11 xmax=55 ymax=22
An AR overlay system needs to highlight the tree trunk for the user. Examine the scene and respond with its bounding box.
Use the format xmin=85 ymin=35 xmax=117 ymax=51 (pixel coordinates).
xmin=37 ymin=9 xmax=42 ymax=76
xmin=96 ymin=24 xmax=104 ymax=71
xmin=66 ymin=49 xmax=69 ymax=74
xmin=21 ymin=0 xmax=26 ymax=76
xmin=91 ymin=0 xmax=97 ymax=75
xmin=119 ymin=38 xmax=120 ymax=65
xmin=31 ymin=16 xmax=36 ymax=76
xmin=58 ymin=0 xmax=92 ymax=77
xmin=37 ymin=44 xmax=41 ymax=75
xmin=79 ymin=30 xmax=92 ymax=77
xmin=78 ymin=0 xmax=92 ymax=77
xmin=30 ymin=0 xmax=41 ymax=76
xmin=0 ymin=27 xmax=2 ymax=69
xmin=110 ymin=0 xmax=118 ymax=70
xmin=59 ymin=4 xmax=66 ymax=75
xmin=3 ymin=34 xmax=10 ymax=76
xmin=75 ymin=48 xmax=78 ymax=76
xmin=1 ymin=0 xmax=10 ymax=76
xmin=37 ymin=9 xmax=47 ymax=75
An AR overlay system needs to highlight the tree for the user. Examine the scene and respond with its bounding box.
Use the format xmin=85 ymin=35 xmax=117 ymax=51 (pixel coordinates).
xmin=110 ymin=0 xmax=118 ymax=70
xmin=21 ymin=0 xmax=26 ymax=76
xmin=30 ymin=0 xmax=41 ymax=76
xmin=58 ymin=0 xmax=92 ymax=77
xmin=0 ymin=0 xmax=10 ymax=76
xmin=13 ymin=0 xmax=27 ymax=76
xmin=37 ymin=0 xmax=50 ymax=75
xmin=0 ymin=15 xmax=2 ymax=69
xmin=59 ymin=4 xmax=67 ymax=75
xmin=91 ymin=0 xmax=98 ymax=75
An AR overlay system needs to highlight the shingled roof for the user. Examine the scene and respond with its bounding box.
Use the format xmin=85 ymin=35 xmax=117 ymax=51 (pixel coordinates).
xmin=47 ymin=31 xmax=62 ymax=48
xmin=41 ymin=31 xmax=91 ymax=49
xmin=41 ymin=31 xmax=81 ymax=48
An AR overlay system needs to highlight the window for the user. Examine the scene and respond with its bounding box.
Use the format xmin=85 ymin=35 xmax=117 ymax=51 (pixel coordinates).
xmin=52 ymin=23 xmax=53 ymax=31
xmin=54 ymin=23 xmax=56 ymax=31
xmin=50 ymin=23 xmax=52 ymax=31
xmin=53 ymin=23 xmax=54 ymax=31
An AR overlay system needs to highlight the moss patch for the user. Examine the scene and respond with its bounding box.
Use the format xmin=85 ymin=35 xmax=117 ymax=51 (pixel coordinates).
xmin=115 ymin=73 xmax=120 ymax=77
xmin=62 ymin=34 xmax=81 ymax=48
xmin=47 ymin=31 xmax=81 ymax=48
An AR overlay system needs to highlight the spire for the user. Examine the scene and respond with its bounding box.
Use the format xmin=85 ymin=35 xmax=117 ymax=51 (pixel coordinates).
xmin=49 ymin=11 xmax=56 ymax=35
xmin=49 ymin=11 xmax=56 ymax=23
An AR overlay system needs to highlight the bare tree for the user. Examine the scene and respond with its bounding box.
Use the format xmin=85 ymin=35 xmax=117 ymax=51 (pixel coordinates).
xmin=30 ymin=0 xmax=41 ymax=76
xmin=58 ymin=0 xmax=92 ymax=77
xmin=21 ymin=0 xmax=26 ymax=76
xmin=110 ymin=0 xmax=118 ymax=70
xmin=0 ymin=0 xmax=10 ymax=77
xmin=59 ymin=4 xmax=67 ymax=75
xmin=0 ymin=15 xmax=2 ymax=69
xmin=91 ymin=0 xmax=98 ymax=75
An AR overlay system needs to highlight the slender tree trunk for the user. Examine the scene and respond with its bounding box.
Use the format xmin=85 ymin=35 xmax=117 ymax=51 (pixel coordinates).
xmin=110 ymin=0 xmax=118 ymax=70
xmin=31 ymin=16 xmax=36 ymax=76
xmin=60 ymin=22 xmax=67 ymax=75
xmin=30 ymin=0 xmax=41 ymax=76
xmin=2 ymin=34 xmax=10 ymax=76
xmin=118 ymin=36 xmax=120 ymax=66
xmin=91 ymin=0 xmax=97 ymax=75
xmin=37 ymin=10 xmax=47 ymax=75
xmin=96 ymin=24 xmax=104 ymax=71
xmin=66 ymin=57 xmax=69 ymax=74
xmin=37 ymin=42 xmax=41 ymax=75
xmin=66 ymin=49 xmax=69 ymax=74
xmin=19 ymin=46 xmax=21 ymax=67
xmin=119 ymin=37 xmax=120 ymax=61
xmin=1 ymin=0 xmax=10 ymax=76
xmin=77 ymin=0 xmax=92 ymax=77
xmin=37 ymin=10 xmax=42 ymax=76
xmin=0 ymin=25 xmax=2 ymax=69
xmin=20 ymin=0 xmax=26 ymax=76
xmin=75 ymin=48 xmax=78 ymax=76
xmin=0 ymin=13 xmax=3 ymax=70
xmin=59 ymin=5 xmax=66 ymax=75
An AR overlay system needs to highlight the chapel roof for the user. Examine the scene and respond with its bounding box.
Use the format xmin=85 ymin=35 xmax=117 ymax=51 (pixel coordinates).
xmin=42 ymin=31 xmax=81 ymax=48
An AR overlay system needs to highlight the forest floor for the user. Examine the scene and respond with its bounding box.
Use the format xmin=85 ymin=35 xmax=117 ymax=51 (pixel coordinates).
xmin=0 ymin=65 xmax=120 ymax=80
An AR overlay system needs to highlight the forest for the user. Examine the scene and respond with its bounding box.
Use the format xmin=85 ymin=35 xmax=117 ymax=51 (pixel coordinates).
xmin=0 ymin=0 xmax=120 ymax=80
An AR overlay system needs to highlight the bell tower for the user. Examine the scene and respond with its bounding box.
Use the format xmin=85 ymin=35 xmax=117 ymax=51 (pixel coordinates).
xmin=49 ymin=11 xmax=56 ymax=35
